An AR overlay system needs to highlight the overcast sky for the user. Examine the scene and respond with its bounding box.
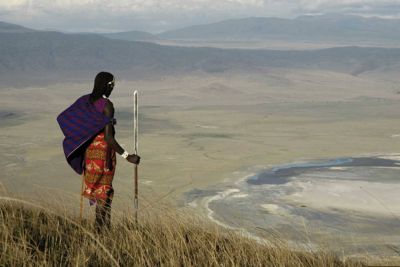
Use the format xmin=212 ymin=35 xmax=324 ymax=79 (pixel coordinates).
xmin=1 ymin=0 xmax=400 ymax=33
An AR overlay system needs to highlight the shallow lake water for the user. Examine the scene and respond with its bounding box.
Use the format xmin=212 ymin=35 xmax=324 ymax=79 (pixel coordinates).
xmin=186 ymin=155 xmax=400 ymax=257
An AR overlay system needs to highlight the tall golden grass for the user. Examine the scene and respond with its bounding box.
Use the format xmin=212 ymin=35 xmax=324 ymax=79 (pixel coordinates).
xmin=0 ymin=197 xmax=364 ymax=267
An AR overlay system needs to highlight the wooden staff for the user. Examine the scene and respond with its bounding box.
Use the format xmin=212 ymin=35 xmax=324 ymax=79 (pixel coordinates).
xmin=133 ymin=90 xmax=139 ymax=223
xmin=80 ymin=172 xmax=85 ymax=221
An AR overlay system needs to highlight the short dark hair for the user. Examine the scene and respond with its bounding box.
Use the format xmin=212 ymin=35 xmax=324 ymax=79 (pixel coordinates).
xmin=90 ymin=72 xmax=114 ymax=103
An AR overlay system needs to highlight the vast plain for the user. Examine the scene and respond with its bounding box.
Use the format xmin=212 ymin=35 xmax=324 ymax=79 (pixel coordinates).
xmin=1 ymin=65 xmax=400 ymax=261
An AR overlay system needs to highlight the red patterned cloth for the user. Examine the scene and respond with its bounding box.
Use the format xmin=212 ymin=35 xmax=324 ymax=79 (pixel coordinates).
xmin=82 ymin=132 xmax=116 ymax=204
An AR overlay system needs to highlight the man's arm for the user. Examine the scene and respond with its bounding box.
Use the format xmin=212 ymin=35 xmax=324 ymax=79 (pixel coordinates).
xmin=104 ymin=101 xmax=140 ymax=164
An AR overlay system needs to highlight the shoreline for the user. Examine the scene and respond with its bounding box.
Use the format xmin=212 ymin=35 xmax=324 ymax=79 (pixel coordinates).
xmin=189 ymin=153 xmax=400 ymax=256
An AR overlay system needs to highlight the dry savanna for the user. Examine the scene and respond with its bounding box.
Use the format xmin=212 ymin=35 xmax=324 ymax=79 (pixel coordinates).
xmin=1 ymin=68 xmax=400 ymax=265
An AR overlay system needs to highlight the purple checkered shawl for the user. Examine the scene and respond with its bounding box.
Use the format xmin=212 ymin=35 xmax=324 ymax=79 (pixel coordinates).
xmin=57 ymin=94 xmax=112 ymax=174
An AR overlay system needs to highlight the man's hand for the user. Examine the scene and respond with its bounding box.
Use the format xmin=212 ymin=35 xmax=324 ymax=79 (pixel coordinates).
xmin=127 ymin=154 xmax=140 ymax=165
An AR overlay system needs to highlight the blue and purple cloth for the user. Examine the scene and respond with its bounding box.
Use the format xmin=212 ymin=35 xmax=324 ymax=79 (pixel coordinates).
xmin=57 ymin=94 xmax=112 ymax=174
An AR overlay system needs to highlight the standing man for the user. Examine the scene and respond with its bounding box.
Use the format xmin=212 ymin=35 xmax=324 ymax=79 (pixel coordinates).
xmin=57 ymin=72 xmax=140 ymax=232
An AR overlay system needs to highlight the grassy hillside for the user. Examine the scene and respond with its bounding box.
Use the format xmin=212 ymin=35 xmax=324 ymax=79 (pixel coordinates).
xmin=0 ymin=198 xmax=363 ymax=266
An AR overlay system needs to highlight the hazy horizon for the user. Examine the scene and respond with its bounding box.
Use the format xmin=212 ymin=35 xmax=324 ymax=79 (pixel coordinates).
xmin=1 ymin=0 xmax=400 ymax=33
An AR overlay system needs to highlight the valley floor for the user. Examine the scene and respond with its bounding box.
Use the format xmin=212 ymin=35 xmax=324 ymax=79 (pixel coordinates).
xmin=1 ymin=69 xmax=400 ymax=262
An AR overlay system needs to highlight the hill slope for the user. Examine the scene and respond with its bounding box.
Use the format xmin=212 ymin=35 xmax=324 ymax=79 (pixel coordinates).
xmin=1 ymin=21 xmax=400 ymax=85
xmin=0 ymin=21 xmax=36 ymax=33
xmin=0 ymin=201 xmax=363 ymax=266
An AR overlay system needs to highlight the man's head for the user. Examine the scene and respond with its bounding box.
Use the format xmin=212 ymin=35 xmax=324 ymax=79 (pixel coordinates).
xmin=92 ymin=72 xmax=115 ymax=99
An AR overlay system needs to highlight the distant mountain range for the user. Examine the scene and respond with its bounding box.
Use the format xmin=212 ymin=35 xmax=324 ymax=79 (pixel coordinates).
xmin=5 ymin=14 xmax=400 ymax=45
xmin=1 ymin=20 xmax=400 ymax=86
xmin=0 ymin=21 xmax=36 ymax=33
xmin=99 ymin=14 xmax=400 ymax=46
xmin=157 ymin=14 xmax=400 ymax=45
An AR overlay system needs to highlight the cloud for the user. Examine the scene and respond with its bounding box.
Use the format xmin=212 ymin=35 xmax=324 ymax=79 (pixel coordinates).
xmin=2 ymin=0 xmax=399 ymax=14
xmin=0 ymin=0 xmax=264 ymax=13
xmin=1 ymin=0 xmax=400 ymax=32
xmin=0 ymin=0 xmax=26 ymax=9
xmin=285 ymin=0 xmax=400 ymax=14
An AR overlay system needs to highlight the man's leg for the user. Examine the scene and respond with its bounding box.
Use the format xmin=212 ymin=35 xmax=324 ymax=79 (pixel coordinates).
xmin=95 ymin=197 xmax=112 ymax=232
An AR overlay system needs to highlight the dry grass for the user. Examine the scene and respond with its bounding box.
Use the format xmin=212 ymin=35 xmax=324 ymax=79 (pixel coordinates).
xmin=0 ymin=198 xmax=364 ymax=267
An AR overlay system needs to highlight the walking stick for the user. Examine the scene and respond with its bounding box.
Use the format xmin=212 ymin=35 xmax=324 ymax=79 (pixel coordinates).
xmin=133 ymin=90 xmax=139 ymax=223
xmin=80 ymin=173 xmax=85 ymax=221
